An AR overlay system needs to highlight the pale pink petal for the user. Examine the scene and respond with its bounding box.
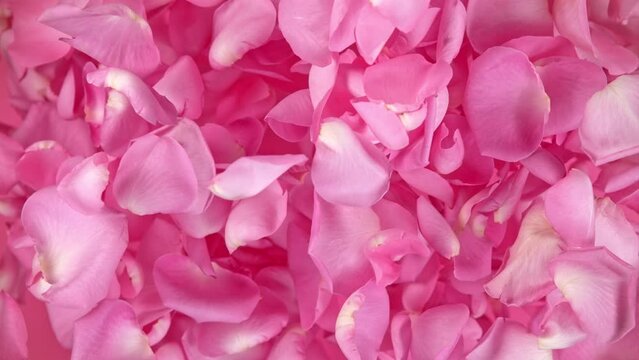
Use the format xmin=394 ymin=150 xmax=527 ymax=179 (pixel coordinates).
xmin=551 ymin=248 xmax=637 ymax=343
xmin=484 ymin=205 xmax=562 ymax=305
xmin=410 ymin=304 xmax=469 ymax=360
xmin=590 ymin=24 xmax=639 ymax=76
xmin=225 ymin=182 xmax=288 ymax=253
xmin=87 ymin=68 xmax=177 ymax=126
xmin=311 ymin=120 xmax=390 ymax=207
xmin=464 ymin=46 xmax=550 ymax=161
xmin=267 ymin=327 xmax=306 ymax=360
xmin=57 ymin=153 xmax=109 ymax=214
xmin=71 ymin=300 xmax=153 ymax=360
xmin=580 ymin=75 xmax=639 ymax=165
xmin=537 ymin=58 xmax=607 ymax=136
xmin=398 ymin=168 xmax=454 ymax=207
xmin=520 ymin=148 xmax=566 ymax=185
xmin=99 ymin=90 xmax=151 ymax=157
xmin=0 ymin=292 xmax=28 ymax=360
xmin=355 ymin=6 xmax=395 ymax=65
xmin=22 ymin=188 xmax=127 ymax=308
xmin=594 ymin=198 xmax=639 ymax=267
xmin=363 ymin=54 xmax=452 ymax=105
xmin=335 ymin=281 xmax=389 ymax=360
xmin=467 ymin=318 xmax=553 ymax=360
xmin=211 ymin=154 xmax=306 ymax=200
xmin=209 ymin=0 xmax=276 ymax=69
xmin=182 ymin=290 xmax=288 ymax=357
xmin=537 ymin=299 xmax=587 ymax=350
xmin=153 ymin=56 xmax=204 ymax=119
xmin=544 ymin=169 xmax=595 ymax=247
xmin=40 ymin=4 xmax=160 ymax=76
xmin=466 ymin=0 xmax=553 ymax=52
xmin=172 ymin=196 xmax=232 ymax=238
xmin=371 ymin=0 xmax=427 ymax=33
xmin=366 ymin=229 xmax=431 ymax=286
xmin=159 ymin=119 xmax=216 ymax=213
xmin=416 ymin=196 xmax=460 ymax=259
xmin=113 ymin=134 xmax=198 ymax=215
xmin=352 ymin=101 xmax=409 ymax=150
xmin=266 ymin=90 xmax=313 ymax=142
xmin=552 ymin=0 xmax=592 ymax=52
xmin=309 ymin=194 xmax=379 ymax=295
xmin=502 ymin=35 xmax=578 ymax=61
xmin=328 ymin=0 xmax=365 ymax=52
xmin=278 ymin=0 xmax=332 ymax=66
xmin=154 ymin=253 xmax=260 ymax=323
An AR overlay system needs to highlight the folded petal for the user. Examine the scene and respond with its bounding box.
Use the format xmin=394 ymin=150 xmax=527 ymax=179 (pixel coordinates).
xmin=153 ymin=56 xmax=204 ymax=119
xmin=544 ymin=169 xmax=595 ymax=247
xmin=113 ymin=134 xmax=199 ymax=215
xmin=484 ymin=205 xmax=562 ymax=305
xmin=537 ymin=299 xmax=587 ymax=350
xmin=22 ymin=188 xmax=128 ymax=308
xmin=467 ymin=318 xmax=553 ymax=360
xmin=154 ymin=253 xmax=261 ymax=323
xmin=550 ymin=248 xmax=637 ymax=343
xmin=336 ymin=281 xmax=389 ymax=360
xmin=209 ymin=0 xmax=276 ymax=68
xmin=537 ymin=58 xmax=607 ymax=136
xmin=278 ymin=0 xmax=332 ymax=66
xmin=312 ymin=119 xmax=390 ymax=207
xmin=398 ymin=168 xmax=454 ymax=207
xmin=0 ymin=292 xmax=28 ymax=360
xmin=87 ymin=68 xmax=177 ymax=126
xmin=594 ymin=198 xmax=639 ymax=267
xmin=57 ymin=153 xmax=109 ymax=214
xmin=417 ymin=196 xmax=460 ymax=259
xmin=211 ymin=154 xmax=306 ymax=200
xmin=225 ymin=182 xmax=288 ymax=253
xmin=71 ymin=300 xmax=153 ymax=360
xmin=352 ymin=101 xmax=409 ymax=150
xmin=309 ymin=194 xmax=379 ymax=295
xmin=172 ymin=196 xmax=232 ymax=238
xmin=363 ymin=54 xmax=452 ymax=106
xmin=266 ymin=90 xmax=313 ymax=142
xmin=99 ymin=90 xmax=151 ymax=157
xmin=520 ymin=147 xmax=566 ymax=185
xmin=580 ymin=75 xmax=639 ymax=165
xmin=464 ymin=46 xmax=549 ymax=161
xmin=182 ymin=290 xmax=288 ymax=357
xmin=466 ymin=0 xmax=553 ymax=52
xmin=410 ymin=304 xmax=469 ymax=360
xmin=40 ymin=4 xmax=160 ymax=76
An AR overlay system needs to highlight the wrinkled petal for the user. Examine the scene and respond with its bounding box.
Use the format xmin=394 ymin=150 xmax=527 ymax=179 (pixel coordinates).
xmin=335 ymin=281 xmax=389 ymax=360
xmin=22 ymin=188 xmax=127 ymax=308
xmin=550 ymin=248 xmax=637 ymax=343
xmin=312 ymin=119 xmax=390 ymax=207
xmin=113 ymin=134 xmax=199 ymax=215
xmin=154 ymin=253 xmax=261 ymax=323
xmin=209 ymin=0 xmax=276 ymax=69
xmin=464 ymin=46 xmax=549 ymax=161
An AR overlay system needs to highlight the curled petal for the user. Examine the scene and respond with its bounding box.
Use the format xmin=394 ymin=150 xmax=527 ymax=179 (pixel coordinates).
xmin=464 ymin=46 xmax=549 ymax=161
xmin=312 ymin=120 xmax=390 ymax=207
xmin=335 ymin=281 xmax=389 ymax=360
xmin=40 ymin=4 xmax=160 ymax=76
xmin=537 ymin=300 xmax=587 ymax=350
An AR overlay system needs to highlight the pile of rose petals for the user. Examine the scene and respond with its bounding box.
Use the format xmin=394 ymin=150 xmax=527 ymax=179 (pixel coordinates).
xmin=1 ymin=0 xmax=639 ymax=359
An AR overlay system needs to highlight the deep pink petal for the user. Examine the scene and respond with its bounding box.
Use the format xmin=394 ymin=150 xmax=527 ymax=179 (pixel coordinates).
xmin=0 ymin=292 xmax=28 ymax=360
xmin=153 ymin=253 xmax=261 ymax=323
xmin=464 ymin=46 xmax=549 ymax=161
